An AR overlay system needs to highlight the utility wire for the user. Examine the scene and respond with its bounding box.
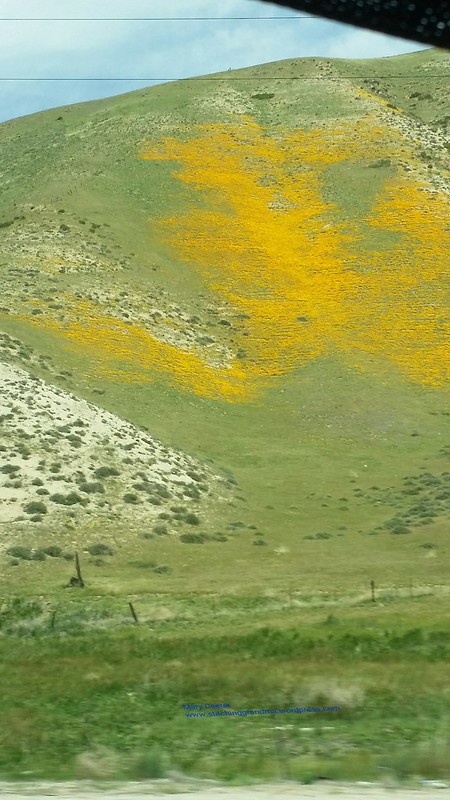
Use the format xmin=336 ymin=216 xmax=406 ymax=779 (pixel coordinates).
xmin=0 ymin=16 xmax=314 ymax=21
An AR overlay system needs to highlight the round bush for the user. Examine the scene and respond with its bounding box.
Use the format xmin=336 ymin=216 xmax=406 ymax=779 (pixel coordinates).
xmin=185 ymin=513 xmax=200 ymax=526
xmin=123 ymin=493 xmax=139 ymax=504
xmin=1 ymin=464 xmax=20 ymax=474
xmin=24 ymin=501 xmax=47 ymax=515
xmin=153 ymin=524 xmax=168 ymax=536
xmin=180 ymin=532 xmax=205 ymax=544
xmin=94 ymin=466 xmax=120 ymax=479
xmin=87 ymin=543 xmax=114 ymax=556
xmin=391 ymin=524 xmax=410 ymax=534
xmin=79 ymin=481 xmax=105 ymax=494
xmin=43 ymin=545 xmax=62 ymax=557
xmin=183 ymin=487 xmax=201 ymax=500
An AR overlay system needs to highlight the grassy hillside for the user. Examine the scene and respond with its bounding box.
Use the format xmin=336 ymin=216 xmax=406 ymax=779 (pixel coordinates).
xmin=0 ymin=48 xmax=449 ymax=784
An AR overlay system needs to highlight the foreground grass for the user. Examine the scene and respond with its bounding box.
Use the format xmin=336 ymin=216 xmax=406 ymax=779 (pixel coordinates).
xmin=1 ymin=592 xmax=450 ymax=784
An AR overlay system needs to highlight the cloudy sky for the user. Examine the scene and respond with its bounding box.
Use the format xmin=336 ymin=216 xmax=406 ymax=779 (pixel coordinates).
xmin=0 ymin=0 xmax=428 ymax=123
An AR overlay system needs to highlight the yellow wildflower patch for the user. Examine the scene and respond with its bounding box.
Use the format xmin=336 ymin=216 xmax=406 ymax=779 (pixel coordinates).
xmin=13 ymin=111 xmax=449 ymax=402
xmin=139 ymin=114 xmax=449 ymax=396
xmin=16 ymin=299 xmax=249 ymax=401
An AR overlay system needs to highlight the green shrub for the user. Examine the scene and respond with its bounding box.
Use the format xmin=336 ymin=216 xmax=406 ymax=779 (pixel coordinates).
xmin=6 ymin=546 xmax=33 ymax=560
xmin=87 ymin=543 xmax=114 ymax=556
xmin=183 ymin=487 xmax=201 ymax=499
xmin=132 ymin=482 xmax=149 ymax=492
xmin=36 ymin=488 xmax=50 ymax=495
xmin=50 ymin=492 xmax=85 ymax=505
xmin=43 ymin=545 xmax=62 ymax=557
xmin=32 ymin=549 xmax=47 ymax=561
xmin=251 ymin=92 xmax=275 ymax=100
xmin=391 ymin=525 xmax=410 ymax=534
xmin=31 ymin=478 xmax=44 ymax=486
xmin=180 ymin=532 xmax=206 ymax=544
xmin=1 ymin=464 xmax=20 ymax=474
xmin=187 ymin=471 xmax=203 ymax=482
xmin=153 ymin=524 xmax=168 ymax=536
xmin=67 ymin=435 xmax=82 ymax=447
xmin=123 ymin=493 xmax=139 ymax=504
xmin=156 ymin=484 xmax=171 ymax=498
xmin=79 ymin=481 xmax=105 ymax=494
xmin=185 ymin=512 xmax=200 ymax=526
xmin=30 ymin=515 xmax=43 ymax=523
xmin=94 ymin=466 xmax=120 ymax=479
xmin=368 ymin=157 xmax=391 ymax=168
xmin=24 ymin=501 xmax=47 ymax=515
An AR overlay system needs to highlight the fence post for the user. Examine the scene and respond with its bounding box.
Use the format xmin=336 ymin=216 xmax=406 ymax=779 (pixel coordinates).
xmin=370 ymin=580 xmax=376 ymax=602
xmin=129 ymin=602 xmax=139 ymax=624
xmin=75 ymin=551 xmax=85 ymax=587
xmin=67 ymin=552 xmax=85 ymax=587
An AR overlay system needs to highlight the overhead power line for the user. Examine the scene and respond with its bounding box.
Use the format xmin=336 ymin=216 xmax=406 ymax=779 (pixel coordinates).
xmin=0 ymin=16 xmax=314 ymax=21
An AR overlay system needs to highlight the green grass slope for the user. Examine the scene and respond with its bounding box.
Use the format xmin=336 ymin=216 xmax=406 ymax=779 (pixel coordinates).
xmin=0 ymin=49 xmax=449 ymax=783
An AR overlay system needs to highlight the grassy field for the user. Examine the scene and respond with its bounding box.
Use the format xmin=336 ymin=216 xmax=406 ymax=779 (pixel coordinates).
xmin=0 ymin=48 xmax=449 ymax=784
xmin=2 ymin=591 xmax=450 ymax=784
